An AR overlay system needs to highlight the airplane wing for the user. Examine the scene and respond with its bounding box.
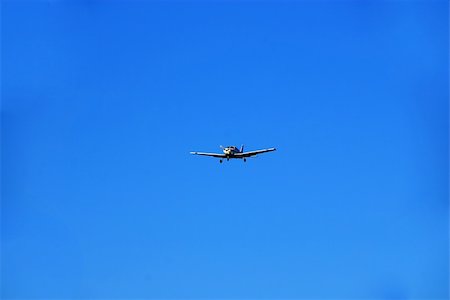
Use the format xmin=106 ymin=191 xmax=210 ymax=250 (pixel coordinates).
xmin=235 ymin=148 xmax=276 ymax=158
xmin=190 ymin=152 xmax=226 ymax=158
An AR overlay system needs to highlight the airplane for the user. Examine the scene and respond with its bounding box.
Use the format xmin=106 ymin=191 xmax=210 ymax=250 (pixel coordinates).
xmin=190 ymin=145 xmax=276 ymax=163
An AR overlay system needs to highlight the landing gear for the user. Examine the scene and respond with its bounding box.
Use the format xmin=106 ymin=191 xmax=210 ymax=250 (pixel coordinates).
xmin=219 ymin=159 xmax=223 ymax=163
xmin=244 ymin=158 xmax=246 ymax=162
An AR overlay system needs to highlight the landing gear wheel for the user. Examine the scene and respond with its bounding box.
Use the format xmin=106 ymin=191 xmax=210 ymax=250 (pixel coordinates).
xmin=244 ymin=158 xmax=246 ymax=162
xmin=219 ymin=160 xmax=223 ymax=163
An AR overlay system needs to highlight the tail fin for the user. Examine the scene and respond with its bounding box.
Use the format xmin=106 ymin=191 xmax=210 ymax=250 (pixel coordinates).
xmin=240 ymin=145 xmax=244 ymax=153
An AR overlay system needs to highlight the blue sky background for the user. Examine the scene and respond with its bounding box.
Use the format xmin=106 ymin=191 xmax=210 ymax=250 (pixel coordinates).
xmin=1 ymin=1 xmax=448 ymax=299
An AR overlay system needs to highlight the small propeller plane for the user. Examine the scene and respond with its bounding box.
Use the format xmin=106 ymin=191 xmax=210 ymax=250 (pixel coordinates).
xmin=190 ymin=145 xmax=276 ymax=163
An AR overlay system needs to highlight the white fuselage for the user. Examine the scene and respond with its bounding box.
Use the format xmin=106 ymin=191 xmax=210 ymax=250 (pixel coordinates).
xmin=223 ymin=146 xmax=240 ymax=156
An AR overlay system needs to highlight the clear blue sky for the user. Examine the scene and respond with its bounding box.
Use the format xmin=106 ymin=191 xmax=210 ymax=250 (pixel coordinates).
xmin=2 ymin=1 xmax=448 ymax=299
